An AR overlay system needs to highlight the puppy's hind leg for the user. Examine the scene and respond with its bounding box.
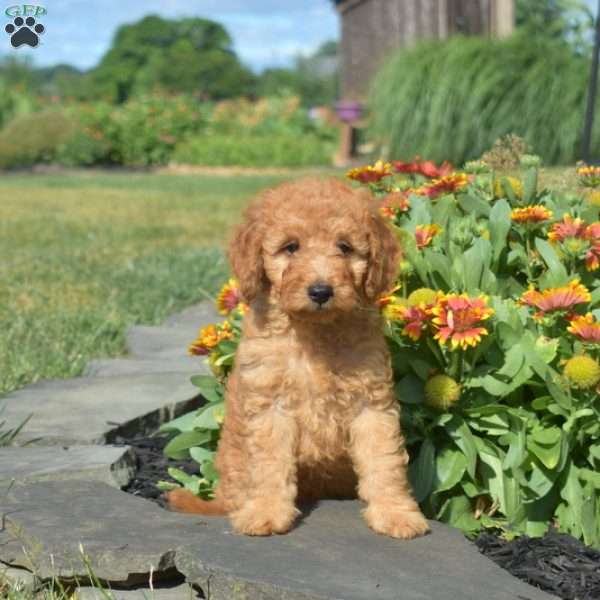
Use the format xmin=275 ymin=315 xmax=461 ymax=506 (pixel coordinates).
xmin=229 ymin=407 xmax=300 ymax=536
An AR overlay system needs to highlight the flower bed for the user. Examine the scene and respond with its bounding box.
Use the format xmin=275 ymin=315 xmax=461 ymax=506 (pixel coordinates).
xmin=0 ymin=95 xmax=338 ymax=169
xmin=160 ymin=158 xmax=600 ymax=548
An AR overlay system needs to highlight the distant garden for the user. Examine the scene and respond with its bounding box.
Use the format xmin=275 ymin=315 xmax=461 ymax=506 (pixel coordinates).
xmin=0 ymin=15 xmax=339 ymax=169
xmin=0 ymin=1 xmax=599 ymax=169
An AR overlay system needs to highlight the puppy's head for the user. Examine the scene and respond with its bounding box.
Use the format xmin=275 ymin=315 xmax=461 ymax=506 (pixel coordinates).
xmin=228 ymin=177 xmax=400 ymax=321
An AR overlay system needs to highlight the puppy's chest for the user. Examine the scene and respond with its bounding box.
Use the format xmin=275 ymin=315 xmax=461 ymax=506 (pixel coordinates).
xmin=280 ymin=351 xmax=361 ymax=409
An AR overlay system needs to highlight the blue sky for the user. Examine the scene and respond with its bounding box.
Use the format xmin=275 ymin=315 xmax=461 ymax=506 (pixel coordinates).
xmin=2 ymin=1 xmax=599 ymax=73
xmin=1 ymin=0 xmax=340 ymax=72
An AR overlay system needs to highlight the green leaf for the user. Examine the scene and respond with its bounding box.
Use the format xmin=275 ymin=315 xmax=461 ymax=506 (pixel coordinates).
xmin=193 ymin=401 xmax=225 ymax=430
xmin=522 ymin=168 xmax=538 ymax=204
xmin=437 ymin=495 xmax=480 ymax=533
xmin=535 ymin=336 xmax=558 ymax=365
xmin=167 ymin=467 xmax=201 ymax=494
xmin=502 ymin=429 xmax=527 ymax=470
xmin=189 ymin=446 xmax=215 ymax=464
xmin=534 ymin=238 xmax=568 ymax=282
xmin=160 ymin=410 xmax=199 ymax=433
xmin=395 ymin=374 xmax=425 ymax=405
xmin=408 ymin=358 xmax=435 ymax=381
xmin=499 ymin=177 xmax=517 ymax=205
xmin=409 ymin=438 xmax=436 ymax=502
xmin=458 ymin=193 xmax=491 ymax=218
xmin=545 ymin=373 xmax=572 ymax=410
xmin=489 ymin=199 xmax=511 ymax=266
xmin=445 ymin=417 xmax=478 ymax=478
xmin=164 ymin=430 xmax=212 ymax=459
xmin=190 ymin=375 xmax=223 ymax=403
xmin=435 ymin=447 xmax=467 ymax=493
xmin=496 ymin=345 xmax=525 ymax=379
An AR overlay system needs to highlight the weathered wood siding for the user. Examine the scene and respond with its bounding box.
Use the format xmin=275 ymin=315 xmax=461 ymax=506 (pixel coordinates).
xmin=337 ymin=0 xmax=514 ymax=98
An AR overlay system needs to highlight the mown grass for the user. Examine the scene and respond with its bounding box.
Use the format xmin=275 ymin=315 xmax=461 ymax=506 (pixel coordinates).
xmin=0 ymin=172 xmax=288 ymax=395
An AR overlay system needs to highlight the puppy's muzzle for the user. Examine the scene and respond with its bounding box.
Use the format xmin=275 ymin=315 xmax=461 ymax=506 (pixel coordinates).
xmin=307 ymin=283 xmax=334 ymax=306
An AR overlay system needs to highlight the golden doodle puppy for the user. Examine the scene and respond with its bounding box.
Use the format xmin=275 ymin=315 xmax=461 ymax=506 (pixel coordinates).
xmin=167 ymin=177 xmax=429 ymax=539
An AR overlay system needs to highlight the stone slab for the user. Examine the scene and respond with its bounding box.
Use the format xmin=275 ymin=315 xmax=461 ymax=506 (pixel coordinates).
xmin=126 ymin=326 xmax=196 ymax=360
xmin=0 ymin=480 xmax=556 ymax=600
xmin=83 ymin=357 xmax=204 ymax=378
xmin=0 ymin=446 xmax=134 ymax=488
xmin=0 ymin=564 xmax=36 ymax=590
xmin=76 ymin=582 xmax=201 ymax=599
xmin=162 ymin=302 xmax=220 ymax=330
xmin=1 ymin=480 xmax=192 ymax=583
xmin=1 ymin=374 xmax=200 ymax=445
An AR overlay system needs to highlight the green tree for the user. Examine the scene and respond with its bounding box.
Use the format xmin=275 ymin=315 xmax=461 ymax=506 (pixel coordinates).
xmin=257 ymin=40 xmax=338 ymax=106
xmin=90 ymin=15 xmax=255 ymax=102
xmin=516 ymin=0 xmax=593 ymax=50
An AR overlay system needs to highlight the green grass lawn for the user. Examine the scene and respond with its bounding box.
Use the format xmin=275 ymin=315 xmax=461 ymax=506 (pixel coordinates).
xmin=0 ymin=172 xmax=289 ymax=395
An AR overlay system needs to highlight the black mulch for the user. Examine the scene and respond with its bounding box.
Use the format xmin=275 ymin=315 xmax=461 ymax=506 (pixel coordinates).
xmin=116 ymin=434 xmax=199 ymax=507
xmin=118 ymin=434 xmax=600 ymax=600
xmin=475 ymin=530 xmax=600 ymax=600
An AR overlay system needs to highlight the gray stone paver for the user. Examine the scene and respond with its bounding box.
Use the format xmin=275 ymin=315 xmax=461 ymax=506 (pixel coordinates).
xmin=1 ymin=374 xmax=199 ymax=445
xmin=0 ymin=445 xmax=134 ymax=488
xmin=76 ymin=583 xmax=201 ymax=599
xmin=0 ymin=301 xmax=560 ymax=599
xmin=0 ymin=565 xmax=36 ymax=590
xmin=161 ymin=302 xmax=220 ymax=330
xmin=83 ymin=357 xmax=204 ymax=378
xmin=126 ymin=325 xmax=197 ymax=360
xmin=0 ymin=480 xmax=556 ymax=600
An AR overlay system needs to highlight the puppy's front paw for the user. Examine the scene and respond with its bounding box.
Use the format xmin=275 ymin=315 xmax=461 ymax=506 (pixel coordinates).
xmin=364 ymin=502 xmax=430 ymax=539
xmin=230 ymin=499 xmax=299 ymax=536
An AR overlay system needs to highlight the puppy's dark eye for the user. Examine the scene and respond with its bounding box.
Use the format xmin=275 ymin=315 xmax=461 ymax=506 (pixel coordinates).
xmin=337 ymin=241 xmax=353 ymax=255
xmin=282 ymin=241 xmax=299 ymax=255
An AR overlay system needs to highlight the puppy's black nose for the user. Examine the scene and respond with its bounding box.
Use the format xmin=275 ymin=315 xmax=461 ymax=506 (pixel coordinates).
xmin=308 ymin=284 xmax=334 ymax=305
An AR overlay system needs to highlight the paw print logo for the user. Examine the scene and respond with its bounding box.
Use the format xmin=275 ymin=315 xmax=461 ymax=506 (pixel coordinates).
xmin=5 ymin=16 xmax=45 ymax=48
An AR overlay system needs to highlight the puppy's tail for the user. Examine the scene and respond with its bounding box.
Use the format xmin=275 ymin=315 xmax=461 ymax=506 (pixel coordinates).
xmin=164 ymin=489 xmax=227 ymax=516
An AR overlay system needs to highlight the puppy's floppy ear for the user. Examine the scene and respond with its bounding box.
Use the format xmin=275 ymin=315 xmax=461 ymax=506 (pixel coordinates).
xmin=365 ymin=207 xmax=401 ymax=301
xmin=227 ymin=203 xmax=266 ymax=303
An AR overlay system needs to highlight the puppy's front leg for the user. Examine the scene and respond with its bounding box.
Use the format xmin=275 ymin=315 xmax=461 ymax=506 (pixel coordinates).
xmin=230 ymin=407 xmax=300 ymax=536
xmin=350 ymin=406 xmax=430 ymax=539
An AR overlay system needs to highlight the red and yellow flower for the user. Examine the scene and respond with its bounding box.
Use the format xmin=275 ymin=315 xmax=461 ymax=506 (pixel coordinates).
xmin=394 ymin=304 xmax=430 ymax=341
xmin=519 ymin=279 xmax=591 ymax=320
xmin=415 ymin=224 xmax=442 ymax=249
xmin=577 ymin=165 xmax=600 ymax=188
xmin=511 ymin=205 xmax=553 ymax=224
xmin=216 ymin=278 xmax=242 ymax=315
xmin=586 ymin=243 xmax=600 ymax=271
xmin=567 ymin=313 xmax=600 ymax=344
xmin=421 ymin=173 xmax=469 ymax=199
xmin=548 ymin=214 xmax=588 ymax=243
xmin=189 ymin=321 xmax=233 ymax=356
xmin=379 ymin=191 xmax=410 ymax=219
xmin=393 ymin=157 xmax=453 ymax=179
xmin=347 ymin=160 xmax=393 ymax=183
xmin=430 ymin=293 xmax=494 ymax=350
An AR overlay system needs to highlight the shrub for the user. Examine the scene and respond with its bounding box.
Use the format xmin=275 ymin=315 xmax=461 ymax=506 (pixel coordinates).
xmin=369 ymin=34 xmax=596 ymax=165
xmin=172 ymin=95 xmax=337 ymax=167
xmin=161 ymin=157 xmax=600 ymax=548
xmin=0 ymin=94 xmax=337 ymax=168
xmin=173 ymin=132 xmax=335 ymax=167
xmin=0 ymin=108 xmax=75 ymax=169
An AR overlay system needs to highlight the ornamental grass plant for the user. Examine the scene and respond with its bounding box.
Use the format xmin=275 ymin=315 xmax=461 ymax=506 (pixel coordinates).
xmin=162 ymin=157 xmax=600 ymax=547
xmin=369 ymin=34 xmax=596 ymax=165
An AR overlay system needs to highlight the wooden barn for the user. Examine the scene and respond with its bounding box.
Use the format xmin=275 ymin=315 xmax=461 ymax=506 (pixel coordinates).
xmin=334 ymin=0 xmax=515 ymax=100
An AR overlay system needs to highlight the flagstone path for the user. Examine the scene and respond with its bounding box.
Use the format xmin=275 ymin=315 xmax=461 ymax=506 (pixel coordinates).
xmin=0 ymin=302 xmax=557 ymax=599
